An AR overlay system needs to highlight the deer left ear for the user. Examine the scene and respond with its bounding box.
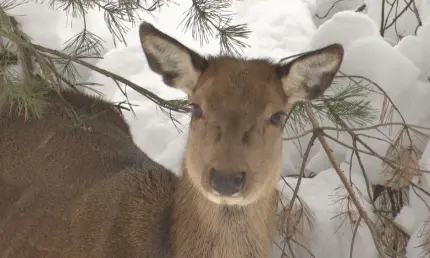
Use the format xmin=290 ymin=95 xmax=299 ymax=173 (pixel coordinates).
xmin=277 ymin=44 xmax=344 ymax=105
xmin=139 ymin=22 xmax=208 ymax=96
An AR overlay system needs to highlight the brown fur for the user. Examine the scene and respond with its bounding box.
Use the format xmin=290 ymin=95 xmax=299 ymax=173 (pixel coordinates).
xmin=0 ymin=90 xmax=176 ymax=257
xmin=170 ymin=58 xmax=285 ymax=257
xmin=138 ymin=22 xmax=343 ymax=258
xmin=172 ymin=171 xmax=279 ymax=257
xmin=0 ymin=22 xmax=343 ymax=258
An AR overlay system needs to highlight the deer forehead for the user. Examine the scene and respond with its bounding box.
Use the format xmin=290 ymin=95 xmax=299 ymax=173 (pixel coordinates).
xmin=191 ymin=57 xmax=287 ymax=115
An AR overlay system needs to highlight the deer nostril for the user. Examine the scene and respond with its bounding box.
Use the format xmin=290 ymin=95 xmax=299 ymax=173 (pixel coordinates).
xmin=232 ymin=172 xmax=245 ymax=189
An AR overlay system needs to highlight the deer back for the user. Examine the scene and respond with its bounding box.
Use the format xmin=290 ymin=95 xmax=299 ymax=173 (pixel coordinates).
xmin=0 ymin=89 xmax=176 ymax=257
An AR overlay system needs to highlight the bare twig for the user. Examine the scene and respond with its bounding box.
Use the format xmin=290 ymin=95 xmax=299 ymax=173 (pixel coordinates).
xmin=304 ymin=103 xmax=388 ymax=257
xmin=283 ymin=122 xmax=430 ymax=141
xmin=350 ymin=216 xmax=363 ymax=258
xmin=355 ymin=4 xmax=366 ymax=12
xmin=32 ymin=43 xmax=190 ymax=113
xmin=384 ymin=0 xmax=415 ymax=32
xmin=315 ymin=0 xmax=345 ymax=19
xmin=381 ymin=0 xmax=386 ymax=36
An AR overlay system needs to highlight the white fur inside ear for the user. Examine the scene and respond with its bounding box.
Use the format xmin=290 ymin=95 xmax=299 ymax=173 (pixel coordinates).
xmin=142 ymin=36 xmax=201 ymax=95
xmin=281 ymin=51 xmax=342 ymax=104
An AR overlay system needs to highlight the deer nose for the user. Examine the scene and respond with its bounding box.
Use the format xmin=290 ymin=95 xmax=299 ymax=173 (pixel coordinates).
xmin=210 ymin=168 xmax=246 ymax=196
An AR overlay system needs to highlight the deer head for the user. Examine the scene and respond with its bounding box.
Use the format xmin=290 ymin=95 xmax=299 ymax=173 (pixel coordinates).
xmin=139 ymin=22 xmax=343 ymax=206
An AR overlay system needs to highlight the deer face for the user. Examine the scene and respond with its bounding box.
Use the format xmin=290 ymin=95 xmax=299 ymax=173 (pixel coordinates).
xmin=139 ymin=22 xmax=343 ymax=206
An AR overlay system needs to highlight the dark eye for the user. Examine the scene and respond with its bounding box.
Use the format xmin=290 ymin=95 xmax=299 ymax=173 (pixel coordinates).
xmin=190 ymin=104 xmax=203 ymax=119
xmin=270 ymin=112 xmax=284 ymax=126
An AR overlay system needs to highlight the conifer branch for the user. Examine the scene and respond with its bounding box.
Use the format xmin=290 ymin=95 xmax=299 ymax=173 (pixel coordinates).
xmin=1 ymin=0 xmax=250 ymax=122
xmin=34 ymin=43 xmax=190 ymax=113
xmin=304 ymin=102 xmax=388 ymax=257
xmin=179 ymin=0 xmax=251 ymax=56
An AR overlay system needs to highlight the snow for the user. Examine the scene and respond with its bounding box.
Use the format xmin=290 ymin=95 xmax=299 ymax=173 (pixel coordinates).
xmin=309 ymin=11 xmax=381 ymax=50
xmin=6 ymin=0 xmax=430 ymax=257
xmin=6 ymin=2 xmax=121 ymax=82
xmin=334 ymin=35 xmax=422 ymax=185
xmin=273 ymin=163 xmax=379 ymax=258
xmin=365 ymin=0 xmax=430 ymax=44
xmin=232 ymin=0 xmax=317 ymax=59
xmin=403 ymin=140 xmax=430 ymax=257
xmin=307 ymin=0 xmax=365 ymax=26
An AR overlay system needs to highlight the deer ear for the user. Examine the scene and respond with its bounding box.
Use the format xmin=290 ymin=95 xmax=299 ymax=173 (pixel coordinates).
xmin=277 ymin=44 xmax=344 ymax=105
xmin=139 ymin=22 xmax=208 ymax=95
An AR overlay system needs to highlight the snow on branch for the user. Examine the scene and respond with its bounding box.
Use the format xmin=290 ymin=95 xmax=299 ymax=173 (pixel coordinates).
xmin=274 ymin=2 xmax=430 ymax=254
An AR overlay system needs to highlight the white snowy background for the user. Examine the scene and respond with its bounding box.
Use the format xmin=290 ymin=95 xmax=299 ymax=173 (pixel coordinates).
xmin=6 ymin=0 xmax=430 ymax=257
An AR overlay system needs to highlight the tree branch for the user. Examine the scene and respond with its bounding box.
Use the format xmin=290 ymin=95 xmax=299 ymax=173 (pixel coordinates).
xmin=304 ymin=103 xmax=388 ymax=257
xmin=32 ymin=43 xmax=190 ymax=113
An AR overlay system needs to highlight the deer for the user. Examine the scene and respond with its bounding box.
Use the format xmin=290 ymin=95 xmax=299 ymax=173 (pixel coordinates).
xmin=0 ymin=21 xmax=343 ymax=258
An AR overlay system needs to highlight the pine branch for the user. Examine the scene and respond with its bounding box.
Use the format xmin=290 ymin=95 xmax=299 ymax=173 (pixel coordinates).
xmin=304 ymin=102 xmax=388 ymax=257
xmin=417 ymin=216 xmax=430 ymax=258
xmin=277 ymin=177 xmax=316 ymax=258
xmin=330 ymin=183 xmax=362 ymax=234
xmin=283 ymin=122 xmax=430 ymax=143
xmin=1 ymin=0 xmax=249 ymax=122
xmin=382 ymin=128 xmax=421 ymax=190
xmin=1 ymin=0 xmax=251 ymax=122
xmin=374 ymin=192 xmax=410 ymax=257
xmin=0 ymin=0 xmax=27 ymax=11
xmin=56 ymin=29 xmax=105 ymax=83
xmin=33 ymin=43 xmax=190 ymax=113
xmin=320 ymin=101 xmax=429 ymax=255
xmin=0 ymin=1 xmax=52 ymax=119
xmin=0 ymin=50 xmax=18 ymax=65
xmin=33 ymin=0 xmax=168 ymax=90
xmin=0 ymin=6 xmax=189 ymax=118
xmin=275 ymin=136 xmax=317 ymax=257
xmin=179 ymin=0 xmax=251 ymax=56
xmin=326 ymin=100 xmax=430 ymax=194
xmin=285 ymin=76 xmax=377 ymax=133
xmin=44 ymin=0 xmax=167 ymax=46
xmin=0 ymin=71 xmax=50 ymax=120
xmin=281 ymin=51 xmax=378 ymax=135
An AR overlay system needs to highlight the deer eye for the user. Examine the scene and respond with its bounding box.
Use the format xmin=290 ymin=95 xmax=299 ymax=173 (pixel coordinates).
xmin=270 ymin=112 xmax=284 ymax=126
xmin=190 ymin=104 xmax=203 ymax=119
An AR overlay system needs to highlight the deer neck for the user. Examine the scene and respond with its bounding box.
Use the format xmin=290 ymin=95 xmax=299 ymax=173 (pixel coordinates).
xmin=171 ymin=167 xmax=279 ymax=258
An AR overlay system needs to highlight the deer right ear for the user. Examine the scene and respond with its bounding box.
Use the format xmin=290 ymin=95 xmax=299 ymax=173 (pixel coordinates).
xmin=277 ymin=44 xmax=344 ymax=106
xmin=139 ymin=22 xmax=208 ymax=95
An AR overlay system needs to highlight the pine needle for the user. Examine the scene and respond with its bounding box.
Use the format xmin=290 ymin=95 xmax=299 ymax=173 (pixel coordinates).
xmin=330 ymin=183 xmax=362 ymax=234
xmin=417 ymin=217 xmax=430 ymax=258
xmin=179 ymin=0 xmax=250 ymax=56
xmin=285 ymin=77 xmax=377 ymax=133
xmin=0 ymin=72 xmax=50 ymax=120
xmin=382 ymin=128 xmax=422 ymax=190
